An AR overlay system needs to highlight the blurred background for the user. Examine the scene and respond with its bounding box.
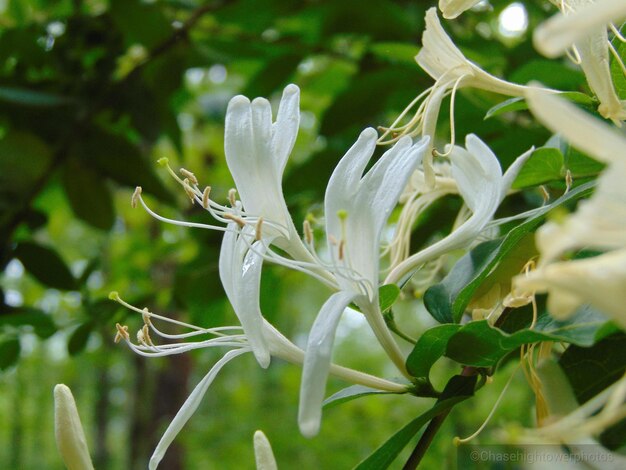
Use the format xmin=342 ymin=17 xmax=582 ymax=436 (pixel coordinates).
xmin=0 ymin=0 xmax=586 ymax=468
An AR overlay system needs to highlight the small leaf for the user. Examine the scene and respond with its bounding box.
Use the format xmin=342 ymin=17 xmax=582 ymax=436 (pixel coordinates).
xmin=323 ymin=385 xmax=395 ymax=410
xmin=62 ymin=157 xmax=115 ymax=230
xmin=354 ymin=375 xmax=476 ymax=470
xmin=14 ymin=241 xmax=77 ymax=290
xmin=68 ymin=323 xmax=93 ymax=356
xmin=0 ymin=337 xmax=20 ymax=369
xmin=406 ymin=324 xmax=462 ymax=380
xmin=512 ymin=148 xmax=564 ymax=189
xmin=379 ymin=284 xmax=401 ymax=313
xmin=484 ymin=97 xmax=526 ymax=120
xmin=0 ymin=308 xmax=57 ymax=338
xmin=424 ymin=181 xmax=595 ymax=323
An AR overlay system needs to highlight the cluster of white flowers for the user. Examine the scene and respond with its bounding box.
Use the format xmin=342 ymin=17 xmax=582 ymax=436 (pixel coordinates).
xmin=66 ymin=1 xmax=626 ymax=468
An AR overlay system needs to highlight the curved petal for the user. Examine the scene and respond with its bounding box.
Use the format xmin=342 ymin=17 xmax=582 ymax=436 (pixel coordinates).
xmin=149 ymin=348 xmax=249 ymax=470
xmin=439 ymin=0 xmax=482 ymax=19
xmin=298 ymin=291 xmax=357 ymax=438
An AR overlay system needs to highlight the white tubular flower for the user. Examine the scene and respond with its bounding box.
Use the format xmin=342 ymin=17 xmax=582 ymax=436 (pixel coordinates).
xmin=438 ymin=0 xmax=482 ymax=19
xmin=535 ymin=0 xmax=626 ymax=58
xmin=515 ymin=249 xmax=626 ymax=329
xmin=54 ymin=384 xmax=94 ymax=470
xmin=536 ymin=0 xmax=626 ymax=125
xmin=111 ymin=295 xmax=406 ymax=469
xmin=379 ymin=8 xmax=528 ymax=186
xmin=297 ymin=130 xmax=429 ymax=438
xmin=385 ymin=134 xmax=532 ymax=286
xmin=253 ymin=430 xmax=278 ymax=470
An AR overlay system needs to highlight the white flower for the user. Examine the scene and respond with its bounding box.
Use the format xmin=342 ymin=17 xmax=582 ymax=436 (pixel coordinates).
xmin=54 ymin=384 xmax=94 ymax=470
xmin=384 ymin=134 xmax=532 ymax=286
xmin=254 ymin=430 xmax=278 ymax=470
xmin=438 ymin=0 xmax=483 ymax=19
xmin=515 ymin=249 xmax=626 ymax=328
xmin=379 ymin=8 xmax=529 ymax=186
xmin=536 ymin=0 xmax=626 ymax=125
xmin=297 ymin=130 xmax=430 ymax=437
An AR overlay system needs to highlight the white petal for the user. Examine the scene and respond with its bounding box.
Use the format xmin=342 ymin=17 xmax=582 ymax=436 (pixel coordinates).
xmin=272 ymin=84 xmax=300 ymax=175
xmin=149 ymin=348 xmax=249 ymax=470
xmin=253 ymin=430 xmax=278 ymax=470
xmin=54 ymin=384 xmax=94 ymax=470
xmin=534 ymin=0 xmax=626 ymax=58
xmin=298 ymin=291 xmax=357 ymax=438
xmin=525 ymin=87 xmax=626 ymax=164
xmin=439 ymin=0 xmax=482 ymax=19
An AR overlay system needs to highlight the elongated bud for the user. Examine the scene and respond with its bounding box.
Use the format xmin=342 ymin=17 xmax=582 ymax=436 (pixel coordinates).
xmin=253 ymin=430 xmax=278 ymax=470
xmin=131 ymin=186 xmax=142 ymax=208
xmin=54 ymin=384 xmax=95 ymax=470
xmin=180 ymin=168 xmax=198 ymax=186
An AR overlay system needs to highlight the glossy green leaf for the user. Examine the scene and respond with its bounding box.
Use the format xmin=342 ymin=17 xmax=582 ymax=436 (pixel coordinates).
xmin=354 ymin=375 xmax=476 ymax=470
xmin=484 ymin=97 xmax=527 ymax=120
xmin=512 ymin=147 xmax=564 ymax=189
xmin=68 ymin=323 xmax=93 ymax=356
xmin=406 ymin=324 xmax=462 ymax=380
xmin=62 ymin=157 xmax=115 ymax=231
xmin=379 ymin=284 xmax=401 ymax=313
xmin=323 ymin=385 xmax=396 ymax=410
xmin=0 ymin=337 xmax=20 ymax=370
xmin=445 ymin=305 xmax=610 ymax=368
xmin=14 ymin=241 xmax=77 ymax=291
xmin=424 ymin=181 xmax=595 ymax=323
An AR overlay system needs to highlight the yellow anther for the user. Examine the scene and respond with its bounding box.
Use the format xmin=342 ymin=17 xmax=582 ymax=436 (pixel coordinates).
xmin=338 ymin=239 xmax=345 ymax=261
xmin=303 ymin=220 xmax=313 ymax=245
xmin=114 ymin=323 xmax=129 ymax=343
xmin=255 ymin=217 xmax=264 ymax=241
xmin=131 ymin=186 xmax=142 ymax=208
xmin=180 ymin=168 xmax=198 ymax=186
xmin=228 ymin=188 xmax=237 ymax=207
xmin=224 ymin=213 xmax=246 ymax=228
xmin=202 ymin=186 xmax=211 ymax=209
xmin=565 ymin=169 xmax=573 ymax=193
xmin=142 ymin=308 xmax=152 ymax=326
xmin=540 ymin=185 xmax=550 ymax=204
xmin=136 ymin=328 xmax=145 ymax=344
xmin=142 ymin=324 xmax=153 ymax=346
xmin=157 ymin=157 xmax=169 ymax=167
xmin=108 ymin=291 xmax=120 ymax=302
xmin=182 ymin=178 xmax=196 ymax=203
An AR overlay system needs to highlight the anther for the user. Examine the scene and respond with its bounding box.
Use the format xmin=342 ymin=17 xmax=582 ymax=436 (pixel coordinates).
xmin=565 ymin=170 xmax=573 ymax=193
xmin=255 ymin=217 xmax=264 ymax=241
xmin=303 ymin=220 xmax=313 ymax=245
xmin=114 ymin=323 xmax=129 ymax=343
xmin=228 ymin=188 xmax=237 ymax=207
xmin=202 ymin=186 xmax=211 ymax=209
xmin=338 ymin=239 xmax=345 ymax=261
xmin=180 ymin=168 xmax=198 ymax=186
xmin=540 ymin=185 xmax=550 ymax=204
xmin=224 ymin=213 xmax=246 ymax=228
xmin=142 ymin=324 xmax=153 ymax=346
xmin=182 ymin=178 xmax=196 ymax=203
xmin=131 ymin=187 xmax=142 ymax=208
xmin=142 ymin=308 xmax=152 ymax=326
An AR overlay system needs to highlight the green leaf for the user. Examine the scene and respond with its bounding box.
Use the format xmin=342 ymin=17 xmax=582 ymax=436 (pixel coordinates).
xmin=14 ymin=241 xmax=77 ymax=291
xmin=611 ymin=31 xmax=626 ymax=100
xmin=559 ymin=333 xmax=626 ymax=403
xmin=423 ymin=181 xmax=595 ymax=323
xmin=0 ymin=337 xmax=20 ymax=370
xmin=62 ymin=157 xmax=115 ymax=231
xmin=484 ymin=97 xmax=527 ymax=120
xmin=369 ymin=42 xmax=420 ymax=66
xmin=406 ymin=324 xmax=462 ymax=380
xmin=68 ymin=323 xmax=93 ymax=356
xmin=379 ymin=284 xmax=401 ymax=313
xmin=0 ymin=308 xmax=57 ymax=338
xmin=323 ymin=385 xmax=395 ymax=410
xmin=512 ymin=148 xmax=564 ymax=189
xmin=0 ymin=86 xmax=73 ymax=107
xmin=354 ymin=375 xmax=476 ymax=470
xmin=445 ymin=305 xmax=609 ymax=368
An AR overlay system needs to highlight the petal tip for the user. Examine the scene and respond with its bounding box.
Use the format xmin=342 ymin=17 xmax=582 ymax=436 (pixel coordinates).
xmin=283 ymin=83 xmax=300 ymax=96
xmin=298 ymin=419 xmax=320 ymax=438
xmin=228 ymin=95 xmax=251 ymax=109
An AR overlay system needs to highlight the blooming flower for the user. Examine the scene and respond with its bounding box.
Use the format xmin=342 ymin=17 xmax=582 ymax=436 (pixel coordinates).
xmin=297 ymin=130 xmax=430 ymax=437
xmin=54 ymin=384 xmax=94 ymax=470
xmin=535 ymin=0 xmax=626 ymax=125
xmin=438 ymin=0 xmax=483 ymax=20
xmin=379 ymin=8 xmax=529 ymax=186
xmin=384 ymin=134 xmax=532 ymax=286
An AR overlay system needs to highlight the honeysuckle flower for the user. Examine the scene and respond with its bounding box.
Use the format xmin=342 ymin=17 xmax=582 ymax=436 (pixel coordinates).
xmin=537 ymin=0 xmax=626 ymax=125
xmin=525 ymin=88 xmax=626 ymax=261
xmin=384 ymin=134 xmax=532 ymax=286
xmin=535 ymin=0 xmax=626 ymax=58
xmin=297 ymin=130 xmax=430 ymax=437
xmin=111 ymin=294 xmax=407 ymax=469
xmin=379 ymin=7 xmax=529 ymax=186
xmin=515 ymin=249 xmax=626 ymax=328
xmin=54 ymin=384 xmax=94 ymax=470
xmin=438 ymin=0 xmax=483 ymax=19
xmin=254 ymin=430 xmax=278 ymax=470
